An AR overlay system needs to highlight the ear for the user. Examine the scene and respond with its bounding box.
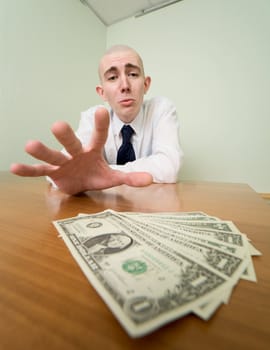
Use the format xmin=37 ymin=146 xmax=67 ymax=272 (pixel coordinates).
xmin=144 ymin=76 xmax=151 ymax=94
xmin=96 ymin=85 xmax=107 ymax=101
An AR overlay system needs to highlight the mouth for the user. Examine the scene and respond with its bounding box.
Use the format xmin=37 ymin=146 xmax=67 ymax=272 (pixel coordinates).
xmin=119 ymin=98 xmax=135 ymax=107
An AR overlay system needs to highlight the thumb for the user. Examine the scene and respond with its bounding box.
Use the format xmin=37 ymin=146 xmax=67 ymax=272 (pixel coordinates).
xmin=123 ymin=172 xmax=153 ymax=187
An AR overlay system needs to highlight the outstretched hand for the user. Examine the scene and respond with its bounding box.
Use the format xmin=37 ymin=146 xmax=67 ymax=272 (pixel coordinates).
xmin=10 ymin=108 xmax=153 ymax=195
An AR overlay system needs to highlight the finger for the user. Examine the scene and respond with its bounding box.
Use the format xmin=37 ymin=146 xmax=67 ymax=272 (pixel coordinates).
xmin=10 ymin=163 xmax=56 ymax=177
xmin=111 ymin=170 xmax=153 ymax=187
xmin=51 ymin=121 xmax=82 ymax=156
xmin=124 ymin=172 xmax=153 ymax=187
xmin=25 ymin=140 xmax=68 ymax=165
xmin=89 ymin=108 xmax=110 ymax=151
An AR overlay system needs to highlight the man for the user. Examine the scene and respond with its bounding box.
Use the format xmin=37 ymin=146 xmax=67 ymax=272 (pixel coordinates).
xmin=10 ymin=45 xmax=183 ymax=195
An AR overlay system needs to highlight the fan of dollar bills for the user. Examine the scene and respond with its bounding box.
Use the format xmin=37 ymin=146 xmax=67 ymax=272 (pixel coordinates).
xmin=53 ymin=209 xmax=261 ymax=338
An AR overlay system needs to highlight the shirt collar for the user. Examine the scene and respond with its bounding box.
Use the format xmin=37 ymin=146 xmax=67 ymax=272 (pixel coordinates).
xmin=110 ymin=105 xmax=144 ymax=136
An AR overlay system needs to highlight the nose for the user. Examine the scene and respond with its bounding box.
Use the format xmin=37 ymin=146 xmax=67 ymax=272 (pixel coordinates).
xmin=120 ymin=74 xmax=131 ymax=93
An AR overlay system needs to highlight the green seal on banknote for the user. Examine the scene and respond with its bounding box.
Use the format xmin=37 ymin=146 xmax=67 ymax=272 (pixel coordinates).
xmin=122 ymin=260 xmax=147 ymax=275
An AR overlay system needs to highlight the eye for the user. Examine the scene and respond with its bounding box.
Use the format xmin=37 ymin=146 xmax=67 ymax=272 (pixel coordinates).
xmin=128 ymin=72 xmax=139 ymax=78
xmin=107 ymin=74 xmax=118 ymax=81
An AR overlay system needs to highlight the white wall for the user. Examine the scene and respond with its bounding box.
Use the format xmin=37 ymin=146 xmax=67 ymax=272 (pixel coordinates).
xmin=107 ymin=0 xmax=270 ymax=193
xmin=0 ymin=0 xmax=106 ymax=167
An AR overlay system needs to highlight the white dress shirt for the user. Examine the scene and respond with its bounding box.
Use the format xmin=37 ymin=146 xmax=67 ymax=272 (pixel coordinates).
xmin=76 ymin=96 xmax=183 ymax=183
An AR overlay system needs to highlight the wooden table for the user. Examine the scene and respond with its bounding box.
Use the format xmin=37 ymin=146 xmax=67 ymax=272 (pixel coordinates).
xmin=1 ymin=172 xmax=269 ymax=350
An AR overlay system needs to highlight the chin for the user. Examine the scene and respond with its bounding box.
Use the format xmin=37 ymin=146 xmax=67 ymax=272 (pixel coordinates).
xmin=118 ymin=108 xmax=138 ymax=123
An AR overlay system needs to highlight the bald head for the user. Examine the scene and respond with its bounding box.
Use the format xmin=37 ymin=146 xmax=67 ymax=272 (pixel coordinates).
xmin=98 ymin=45 xmax=145 ymax=82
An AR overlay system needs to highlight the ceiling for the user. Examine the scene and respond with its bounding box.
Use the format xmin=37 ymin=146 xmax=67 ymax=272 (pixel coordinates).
xmin=80 ymin=0 xmax=183 ymax=26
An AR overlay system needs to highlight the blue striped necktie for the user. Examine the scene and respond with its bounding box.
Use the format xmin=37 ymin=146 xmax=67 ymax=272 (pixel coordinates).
xmin=117 ymin=125 xmax=136 ymax=165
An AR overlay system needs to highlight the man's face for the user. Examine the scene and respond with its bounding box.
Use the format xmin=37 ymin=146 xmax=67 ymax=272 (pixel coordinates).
xmin=96 ymin=50 xmax=151 ymax=123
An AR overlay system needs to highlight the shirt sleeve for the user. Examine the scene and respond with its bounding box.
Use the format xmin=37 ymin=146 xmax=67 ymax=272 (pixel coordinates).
xmin=110 ymin=97 xmax=184 ymax=183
